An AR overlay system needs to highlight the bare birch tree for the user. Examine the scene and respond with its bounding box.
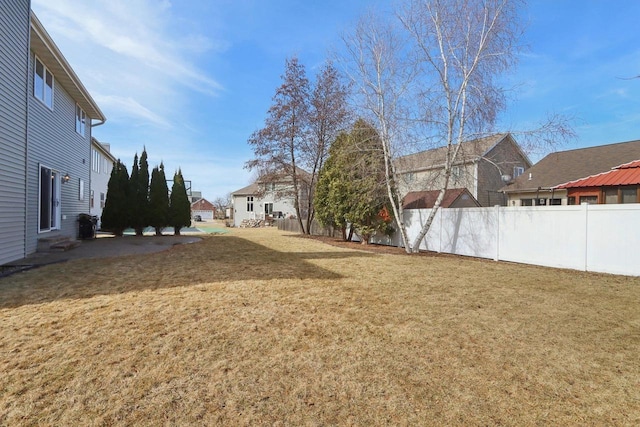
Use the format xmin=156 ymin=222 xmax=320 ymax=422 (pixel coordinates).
xmin=399 ymin=0 xmax=524 ymax=251
xmin=341 ymin=10 xmax=418 ymax=253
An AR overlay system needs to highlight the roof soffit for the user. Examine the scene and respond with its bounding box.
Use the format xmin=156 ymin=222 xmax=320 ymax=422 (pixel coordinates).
xmin=30 ymin=12 xmax=105 ymax=122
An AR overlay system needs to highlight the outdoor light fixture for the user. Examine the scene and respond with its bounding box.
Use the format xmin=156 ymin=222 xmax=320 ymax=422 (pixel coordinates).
xmin=62 ymin=173 xmax=70 ymax=183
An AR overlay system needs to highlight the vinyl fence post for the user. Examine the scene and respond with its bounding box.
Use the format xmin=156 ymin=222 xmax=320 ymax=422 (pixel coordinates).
xmin=494 ymin=205 xmax=500 ymax=261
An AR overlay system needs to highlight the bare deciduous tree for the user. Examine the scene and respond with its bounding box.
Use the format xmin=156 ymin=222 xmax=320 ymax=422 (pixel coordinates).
xmin=301 ymin=61 xmax=351 ymax=232
xmin=400 ymin=0 xmax=524 ymax=251
xmin=247 ymin=58 xmax=350 ymax=234
xmin=343 ymin=0 xmax=574 ymax=253
xmin=247 ymin=56 xmax=310 ymax=233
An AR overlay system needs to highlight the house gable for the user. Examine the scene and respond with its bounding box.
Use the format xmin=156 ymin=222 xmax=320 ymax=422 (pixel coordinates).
xmin=396 ymin=133 xmax=529 ymax=206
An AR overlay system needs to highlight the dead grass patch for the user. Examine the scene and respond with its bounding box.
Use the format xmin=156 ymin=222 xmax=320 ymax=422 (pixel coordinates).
xmin=1 ymin=227 xmax=639 ymax=426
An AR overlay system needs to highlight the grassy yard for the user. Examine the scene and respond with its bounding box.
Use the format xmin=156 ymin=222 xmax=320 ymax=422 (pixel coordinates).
xmin=1 ymin=228 xmax=639 ymax=426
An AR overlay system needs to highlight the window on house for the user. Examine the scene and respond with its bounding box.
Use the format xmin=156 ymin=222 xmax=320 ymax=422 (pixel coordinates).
xmin=100 ymin=193 xmax=105 ymax=208
xmin=90 ymin=190 xmax=95 ymax=208
xmin=549 ymin=198 xmax=562 ymax=205
xmin=568 ymin=196 xmax=576 ymax=205
xmin=405 ymin=172 xmax=415 ymax=183
xmin=535 ymin=198 xmax=547 ymax=206
xmin=579 ymin=195 xmax=598 ymax=205
xmin=247 ymin=196 xmax=254 ymax=212
xmin=621 ymin=187 xmax=637 ymax=204
xmin=265 ymin=182 xmax=276 ymax=191
xmin=513 ymin=166 xmax=524 ymax=178
xmin=76 ymin=105 xmax=86 ymax=135
xmin=451 ymin=166 xmax=463 ymax=183
xmin=521 ymin=198 xmax=533 ymax=206
xmin=34 ymin=57 xmax=53 ymax=108
xmin=604 ymin=188 xmax=618 ymax=204
xmin=79 ymin=179 xmax=84 ymax=201
xmin=265 ymin=202 xmax=273 ymax=216
xmin=92 ymin=149 xmax=100 ymax=173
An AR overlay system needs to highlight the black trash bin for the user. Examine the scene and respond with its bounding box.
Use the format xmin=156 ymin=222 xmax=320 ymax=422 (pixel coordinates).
xmin=78 ymin=213 xmax=97 ymax=239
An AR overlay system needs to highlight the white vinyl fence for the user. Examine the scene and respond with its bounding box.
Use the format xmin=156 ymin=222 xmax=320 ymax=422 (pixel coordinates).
xmin=373 ymin=204 xmax=640 ymax=276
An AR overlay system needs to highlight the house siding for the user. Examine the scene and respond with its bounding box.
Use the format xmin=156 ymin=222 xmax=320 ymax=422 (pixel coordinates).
xmin=477 ymin=137 xmax=530 ymax=207
xmin=0 ymin=0 xmax=30 ymax=264
xmin=26 ymin=51 xmax=92 ymax=254
xmin=90 ymin=141 xmax=115 ymax=228
xmin=232 ymin=189 xmax=298 ymax=227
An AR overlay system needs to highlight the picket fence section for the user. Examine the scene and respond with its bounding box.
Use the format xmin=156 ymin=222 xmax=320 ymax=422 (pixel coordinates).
xmin=373 ymin=204 xmax=640 ymax=276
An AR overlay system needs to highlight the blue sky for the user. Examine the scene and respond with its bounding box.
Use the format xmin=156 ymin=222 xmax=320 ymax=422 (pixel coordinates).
xmin=31 ymin=0 xmax=640 ymax=201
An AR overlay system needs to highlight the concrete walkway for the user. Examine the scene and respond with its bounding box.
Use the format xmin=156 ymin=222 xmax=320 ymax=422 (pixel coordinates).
xmin=13 ymin=233 xmax=203 ymax=267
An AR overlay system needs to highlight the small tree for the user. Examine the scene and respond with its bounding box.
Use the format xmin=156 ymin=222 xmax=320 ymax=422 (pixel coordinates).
xmin=129 ymin=149 xmax=150 ymax=236
xmin=101 ymin=159 xmax=130 ymax=237
xmin=315 ymin=119 xmax=391 ymax=243
xmin=148 ymin=162 xmax=169 ymax=235
xmin=315 ymin=132 xmax=353 ymax=240
xmin=213 ymin=194 xmax=231 ymax=219
xmin=168 ymin=169 xmax=191 ymax=235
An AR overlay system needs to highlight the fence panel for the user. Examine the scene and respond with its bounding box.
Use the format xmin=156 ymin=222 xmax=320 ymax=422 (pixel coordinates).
xmin=585 ymin=204 xmax=640 ymax=276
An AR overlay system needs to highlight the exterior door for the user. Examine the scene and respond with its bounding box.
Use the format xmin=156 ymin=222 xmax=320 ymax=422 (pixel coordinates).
xmin=39 ymin=165 xmax=60 ymax=232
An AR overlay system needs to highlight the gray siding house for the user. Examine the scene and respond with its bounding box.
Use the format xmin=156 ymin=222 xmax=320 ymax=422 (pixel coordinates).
xmin=0 ymin=3 xmax=106 ymax=264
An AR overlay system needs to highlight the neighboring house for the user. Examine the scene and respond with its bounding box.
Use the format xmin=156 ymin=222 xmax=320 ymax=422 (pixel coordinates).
xmin=191 ymin=198 xmax=216 ymax=221
xmin=403 ymin=188 xmax=481 ymax=209
xmin=90 ymin=138 xmax=116 ymax=229
xmin=553 ymin=160 xmax=640 ymax=205
xmin=231 ymin=169 xmax=310 ymax=227
xmin=502 ymin=139 xmax=640 ymax=206
xmin=396 ymin=133 xmax=530 ymax=207
xmin=0 ymin=5 xmax=105 ymax=265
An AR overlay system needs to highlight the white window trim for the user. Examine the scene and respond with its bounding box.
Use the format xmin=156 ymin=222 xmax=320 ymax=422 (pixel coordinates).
xmin=34 ymin=55 xmax=54 ymax=109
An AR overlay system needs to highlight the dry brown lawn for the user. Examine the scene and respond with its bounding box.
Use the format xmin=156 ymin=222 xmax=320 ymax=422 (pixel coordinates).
xmin=1 ymin=227 xmax=639 ymax=426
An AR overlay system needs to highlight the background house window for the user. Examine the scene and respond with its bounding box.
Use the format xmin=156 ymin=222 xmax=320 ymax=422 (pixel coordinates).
xmin=521 ymin=198 xmax=533 ymax=206
xmin=90 ymin=190 xmax=94 ymax=208
xmin=76 ymin=105 xmax=86 ymax=135
xmin=451 ymin=166 xmax=463 ymax=183
xmin=513 ymin=166 xmax=524 ymax=178
xmin=265 ymin=182 xmax=276 ymax=191
xmin=568 ymin=196 xmax=576 ymax=205
xmin=604 ymin=188 xmax=618 ymax=204
xmin=79 ymin=179 xmax=84 ymax=201
xmin=579 ymin=195 xmax=598 ymax=204
xmin=264 ymin=202 xmax=273 ymax=216
xmin=92 ymin=149 xmax=100 ymax=173
xmin=34 ymin=56 xmax=53 ymax=108
xmin=247 ymin=196 xmax=254 ymax=212
xmin=621 ymin=187 xmax=637 ymax=204
xmin=100 ymin=193 xmax=105 ymax=208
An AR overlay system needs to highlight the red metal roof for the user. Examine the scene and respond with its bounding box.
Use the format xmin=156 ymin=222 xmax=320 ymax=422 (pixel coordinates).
xmin=555 ymin=160 xmax=640 ymax=189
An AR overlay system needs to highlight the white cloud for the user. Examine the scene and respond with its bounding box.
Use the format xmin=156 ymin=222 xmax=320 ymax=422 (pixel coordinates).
xmin=93 ymin=95 xmax=172 ymax=128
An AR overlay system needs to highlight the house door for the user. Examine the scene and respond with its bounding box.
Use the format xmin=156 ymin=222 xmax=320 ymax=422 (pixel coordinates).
xmin=39 ymin=165 xmax=61 ymax=232
xmin=264 ymin=202 xmax=273 ymax=218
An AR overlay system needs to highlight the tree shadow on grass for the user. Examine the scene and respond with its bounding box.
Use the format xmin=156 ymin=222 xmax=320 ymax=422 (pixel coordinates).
xmin=0 ymin=235 xmax=374 ymax=309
